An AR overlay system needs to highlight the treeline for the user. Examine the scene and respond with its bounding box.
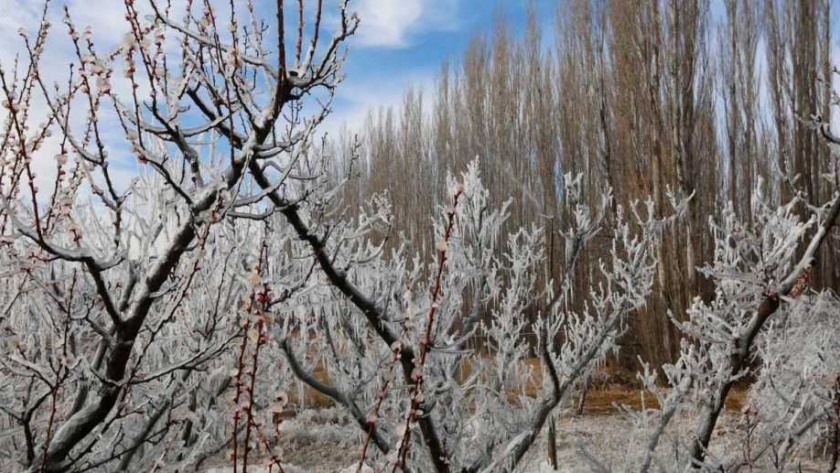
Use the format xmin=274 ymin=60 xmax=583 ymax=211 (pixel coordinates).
xmin=332 ymin=0 xmax=838 ymax=368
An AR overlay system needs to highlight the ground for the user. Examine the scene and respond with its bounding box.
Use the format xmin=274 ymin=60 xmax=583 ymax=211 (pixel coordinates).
xmin=204 ymin=399 xmax=831 ymax=472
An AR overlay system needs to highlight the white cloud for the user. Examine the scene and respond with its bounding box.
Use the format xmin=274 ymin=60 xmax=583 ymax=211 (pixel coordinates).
xmin=320 ymin=70 xmax=436 ymax=139
xmin=354 ymin=0 xmax=459 ymax=48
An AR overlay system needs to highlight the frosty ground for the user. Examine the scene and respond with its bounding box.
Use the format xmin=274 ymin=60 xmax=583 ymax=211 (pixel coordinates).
xmin=203 ymin=408 xmax=831 ymax=473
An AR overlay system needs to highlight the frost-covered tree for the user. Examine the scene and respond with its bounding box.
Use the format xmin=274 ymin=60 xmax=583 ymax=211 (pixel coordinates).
xmin=1 ymin=1 xmax=839 ymax=473
xmin=622 ymin=184 xmax=840 ymax=472
xmin=275 ymin=161 xmax=687 ymax=472
xmin=0 ymin=0 xmax=357 ymax=470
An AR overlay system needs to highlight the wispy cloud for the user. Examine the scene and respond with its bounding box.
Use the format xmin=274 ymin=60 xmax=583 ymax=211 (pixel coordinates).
xmin=354 ymin=0 xmax=460 ymax=48
xmin=321 ymin=0 xmax=465 ymax=133
xmin=322 ymin=70 xmax=437 ymax=138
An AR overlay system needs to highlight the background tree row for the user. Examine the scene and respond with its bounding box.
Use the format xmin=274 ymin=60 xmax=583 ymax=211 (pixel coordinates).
xmin=334 ymin=0 xmax=839 ymax=368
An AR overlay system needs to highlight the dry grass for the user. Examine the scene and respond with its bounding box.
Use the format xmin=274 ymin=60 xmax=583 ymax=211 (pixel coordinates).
xmin=578 ymin=385 xmax=747 ymax=414
xmin=284 ymin=357 xmax=749 ymax=415
xmin=289 ymin=363 xmax=336 ymax=409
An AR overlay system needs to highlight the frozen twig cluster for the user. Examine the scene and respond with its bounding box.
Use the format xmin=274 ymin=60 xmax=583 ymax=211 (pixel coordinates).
xmin=275 ymin=160 xmax=686 ymax=473
xmin=620 ymin=185 xmax=840 ymax=472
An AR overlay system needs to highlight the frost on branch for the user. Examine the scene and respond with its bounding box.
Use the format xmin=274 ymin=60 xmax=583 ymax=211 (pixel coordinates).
xmin=625 ymin=184 xmax=840 ymax=471
xmin=277 ymin=161 xmax=686 ymax=472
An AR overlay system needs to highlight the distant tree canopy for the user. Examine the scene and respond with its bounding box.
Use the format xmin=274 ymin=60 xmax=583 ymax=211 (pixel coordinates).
xmin=335 ymin=0 xmax=839 ymax=368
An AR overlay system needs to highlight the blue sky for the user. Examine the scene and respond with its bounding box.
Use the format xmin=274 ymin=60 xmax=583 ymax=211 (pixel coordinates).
xmin=324 ymin=0 xmax=558 ymax=134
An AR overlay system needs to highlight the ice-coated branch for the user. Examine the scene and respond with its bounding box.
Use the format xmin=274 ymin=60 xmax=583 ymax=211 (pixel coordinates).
xmin=281 ymin=338 xmax=392 ymax=455
xmin=687 ymin=191 xmax=840 ymax=467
